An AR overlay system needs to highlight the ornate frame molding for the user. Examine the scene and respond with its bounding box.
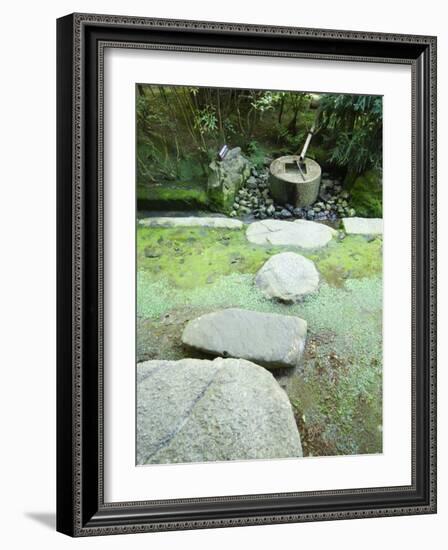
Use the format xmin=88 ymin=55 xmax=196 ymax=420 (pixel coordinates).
xmin=57 ymin=13 xmax=437 ymax=537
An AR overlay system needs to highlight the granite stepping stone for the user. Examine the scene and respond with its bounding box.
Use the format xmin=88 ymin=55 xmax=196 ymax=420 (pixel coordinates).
xmin=255 ymin=252 xmax=319 ymax=303
xmin=181 ymin=308 xmax=307 ymax=369
xmin=137 ymin=357 xmax=303 ymax=464
xmin=246 ymin=219 xmax=336 ymax=249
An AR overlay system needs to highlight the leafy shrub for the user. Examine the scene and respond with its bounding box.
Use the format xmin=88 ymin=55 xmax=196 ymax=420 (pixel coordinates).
xmin=318 ymin=94 xmax=382 ymax=175
xmin=246 ymin=140 xmax=267 ymax=169
xmin=348 ymin=170 xmax=383 ymax=217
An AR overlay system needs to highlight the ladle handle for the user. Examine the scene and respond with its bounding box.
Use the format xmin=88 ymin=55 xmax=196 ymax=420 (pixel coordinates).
xmin=299 ymin=122 xmax=315 ymax=161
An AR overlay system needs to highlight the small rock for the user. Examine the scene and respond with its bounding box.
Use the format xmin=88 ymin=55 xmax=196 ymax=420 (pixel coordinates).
xmin=343 ymin=217 xmax=383 ymax=235
xmin=255 ymin=252 xmax=319 ymax=303
xmin=144 ymin=248 xmax=160 ymax=259
xmin=140 ymin=217 xmax=243 ymax=229
xmin=280 ymin=208 xmax=293 ymax=219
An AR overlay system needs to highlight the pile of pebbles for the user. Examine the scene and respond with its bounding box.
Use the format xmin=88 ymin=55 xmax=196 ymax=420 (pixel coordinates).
xmin=229 ymin=168 xmax=356 ymax=222
xmin=230 ymin=167 xmax=274 ymax=219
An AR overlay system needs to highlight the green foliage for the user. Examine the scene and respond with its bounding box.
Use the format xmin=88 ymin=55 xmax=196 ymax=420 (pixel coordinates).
xmin=246 ymin=140 xmax=267 ymax=169
xmin=348 ymin=170 xmax=383 ymax=217
xmin=137 ymin=270 xmax=383 ymax=456
xmin=136 ymin=86 xmax=383 ymax=218
xmin=318 ymin=94 xmax=383 ymax=175
xmin=250 ymin=91 xmax=282 ymax=113
xmin=194 ymin=105 xmax=218 ymax=134
xmin=137 ymin=141 xmax=177 ymax=182
xmin=290 ymin=278 xmax=383 ymax=455
xmin=136 ymin=85 xmax=318 ymax=188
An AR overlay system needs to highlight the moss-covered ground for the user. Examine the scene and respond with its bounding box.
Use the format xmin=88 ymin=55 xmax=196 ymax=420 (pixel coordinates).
xmin=137 ymin=181 xmax=209 ymax=210
xmin=348 ymin=170 xmax=383 ymax=218
xmin=137 ymin=223 xmax=383 ymax=457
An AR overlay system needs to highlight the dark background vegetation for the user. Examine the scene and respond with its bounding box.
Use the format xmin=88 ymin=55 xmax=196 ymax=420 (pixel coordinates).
xmin=136 ymin=85 xmax=383 ymax=216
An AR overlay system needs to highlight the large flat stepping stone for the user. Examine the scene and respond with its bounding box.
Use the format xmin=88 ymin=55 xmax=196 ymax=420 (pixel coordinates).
xmin=182 ymin=308 xmax=307 ymax=369
xmin=246 ymin=219 xmax=335 ymax=249
xmin=255 ymin=252 xmax=319 ymax=303
xmin=139 ymin=216 xmax=243 ymax=229
xmin=137 ymin=357 xmax=303 ymax=464
xmin=342 ymin=217 xmax=383 ymax=235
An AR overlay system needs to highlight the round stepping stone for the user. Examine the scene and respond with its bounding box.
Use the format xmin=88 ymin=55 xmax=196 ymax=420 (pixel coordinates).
xmin=137 ymin=357 xmax=303 ymax=464
xmin=246 ymin=219 xmax=335 ymax=249
xmin=181 ymin=308 xmax=307 ymax=369
xmin=255 ymin=252 xmax=319 ymax=303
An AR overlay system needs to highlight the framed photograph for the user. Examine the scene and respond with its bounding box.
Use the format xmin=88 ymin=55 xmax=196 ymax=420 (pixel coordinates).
xmin=56 ymin=13 xmax=437 ymax=536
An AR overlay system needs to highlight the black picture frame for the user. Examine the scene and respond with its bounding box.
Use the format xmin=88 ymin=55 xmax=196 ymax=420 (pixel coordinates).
xmin=56 ymin=13 xmax=437 ymax=537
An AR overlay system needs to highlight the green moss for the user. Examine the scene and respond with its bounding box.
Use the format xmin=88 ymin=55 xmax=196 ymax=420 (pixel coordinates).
xmin=137 ymin=226 xmax=277 ymax=289
xmin=207 ymin=185 xmax=236 ymax=214
xmin=137 ymin=182 xmax=209 ymax=209
xmin=309 ymin=235 xmax=382 ymax=287
xmin=137 ymin=226 xmax=383 ymax=291
xmin=286 ymin=278 xmax=383 ymax=456
xmin=348 ymin=169 xmax=382 ymax=218
xmin=137 ymin=266 xmax=382 ymax=358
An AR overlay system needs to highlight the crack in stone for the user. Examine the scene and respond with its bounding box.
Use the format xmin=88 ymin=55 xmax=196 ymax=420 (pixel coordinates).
xmin=137 ymin=362 xmax=166 ymax=385
xmin=140 ymin=364 xmax=224 ymax=463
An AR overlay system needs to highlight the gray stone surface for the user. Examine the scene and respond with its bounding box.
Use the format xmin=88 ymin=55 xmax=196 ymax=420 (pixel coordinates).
xmin=342 ymin=217 xmax=383 ymax=235
xmin=137 ymin=357 xmax=303 ymax=464
xmin=182 ymin=308 xmax=307 ymax=369
xmin=139 ymin=216 xmax=243 ymax=229
xmin=269 ymin=155 xmax=321 ymax=208
xmin=246 ymin=219 xmax=336 ymax=249
xmin=207 ymin=147 xmax=252 ymax=212
xmin=255 ymin=252 xmax=319 ymax=303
